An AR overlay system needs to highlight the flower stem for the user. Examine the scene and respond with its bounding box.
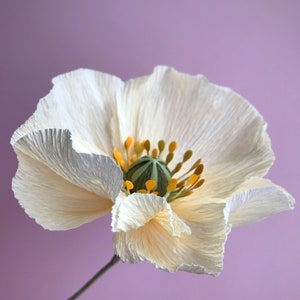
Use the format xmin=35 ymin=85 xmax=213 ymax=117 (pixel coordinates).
xmin=67 ymin=254 xmax=120 ymax=300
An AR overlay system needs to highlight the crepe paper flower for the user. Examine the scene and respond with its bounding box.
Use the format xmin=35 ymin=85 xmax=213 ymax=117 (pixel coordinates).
xmin=12 ymin=66 xmax=294 ymax=298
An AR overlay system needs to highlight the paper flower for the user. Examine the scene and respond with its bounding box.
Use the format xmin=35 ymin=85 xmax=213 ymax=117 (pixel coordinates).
xmin=11 ymin=66 xmax=294 ymax=275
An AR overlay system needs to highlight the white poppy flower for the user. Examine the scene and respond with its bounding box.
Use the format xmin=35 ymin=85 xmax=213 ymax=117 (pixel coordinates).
xmin=11 ymin=66 xmax=294 ymax=276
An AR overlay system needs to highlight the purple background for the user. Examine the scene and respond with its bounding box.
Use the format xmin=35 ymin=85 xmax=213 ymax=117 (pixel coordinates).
xmin=1 ymin=1 xmax=299 ymax=299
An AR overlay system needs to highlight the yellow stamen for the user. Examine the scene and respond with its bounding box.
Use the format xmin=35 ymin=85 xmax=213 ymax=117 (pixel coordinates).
xmin=120 ymin=160 xmax=126 ymax=171
xmin=124 ymin=136 xmax=133 ymax=163
xmin=125 ymin=136 xmax=132 ymax=150
xmin=193 ymin=179 xmax=205 ymax=189
xmin=176 ymin=159 xmax=201 ymax=182
xmin=124 ymin=180 xmax=134 ymax=193
xmin=130 ymin=154 xmax=137 ymax=164
xmin=183 ymin=150 xmax=193 ymax=162
xmin=167 ymin=178 xmax=177 ymax=192
xmin=134 ymin=142 xmax=143 ymax=157
xmin=145 ymin=179 xmax=156 ymax=192
xmin=194 ymin=164 xmax=204 ymax=175
xmin=169 ymin=141 xmax=177 ymax=153
xmin=144 ymin=140 xmax=151 ymax=153
xmin=166 ymin=152 xmax=174 ymax=165
xmin=158 ymin=140 xmax=165 ymax=153
xmin=187 ymin=174 xmax=199 ymax=186
xmin=113 ymin=148 xmax=122 ymax=163
xmin=172 ymin=162 xmax=182 ymax=174
xmin=113 ymin=148 xmax=125 ymax=171
xmin=189 ymin=159 xmax=202 ymax=171
xmin=151 ymin=148 xmax=158 ymax=158
xmin=176 ymin=180 xmax=185 ymax=188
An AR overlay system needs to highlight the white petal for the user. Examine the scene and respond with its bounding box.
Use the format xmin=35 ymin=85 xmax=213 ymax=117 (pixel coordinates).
xmin=11 ymin=69 xmax=124 ymax=154
xmin=113 ymin=196 xmax=229 ymax=275
xmin=116 ymin=66 xmax=273 ymax=197
xmin=12 ymin=151 xmax=113 ymax=230
xmin=12 ymin=129 xmax=123 ymax=200
xmin=225 ymin=178 xmax=295 ymax=227
xmin=112 ymin=193 xmax=190 ymax=236
xmin=172 ymin=199 xmax=230 ymax=275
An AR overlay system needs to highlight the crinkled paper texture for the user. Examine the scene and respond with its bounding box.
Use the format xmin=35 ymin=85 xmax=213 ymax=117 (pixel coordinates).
xmin=11 ymin=66 xmax=295 ymax=274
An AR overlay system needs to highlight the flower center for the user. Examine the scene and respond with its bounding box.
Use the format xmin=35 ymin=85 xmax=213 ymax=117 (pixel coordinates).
xmin=125 ymin=156 xmax=172 ymax=196
xmin=113 ymin=137 xmax=204 ymax=201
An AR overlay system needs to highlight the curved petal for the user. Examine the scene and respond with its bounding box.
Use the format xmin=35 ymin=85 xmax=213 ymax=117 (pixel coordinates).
xmin=11 ymin=69 xmax=124 ymax=155
xmin=113 ymin=195 xmax=229 ymax=275
xmin=12 ymin=152 xmax=113 ymax=230
xmin=112 ymin=193 xmax=190 ymax=235
xmin=171 ymin=199 xmax=230 ymax=275
xmin=225 ymin=178 xmax=295 ymax=227
xmin=12 ymin=129 xmax=123 ymax=200
xmin=116 ymin=66 xmax=274 ymax=198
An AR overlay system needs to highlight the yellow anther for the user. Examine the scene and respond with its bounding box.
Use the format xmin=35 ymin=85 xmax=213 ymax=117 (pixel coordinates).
xmin=113 ymin=148 xmax=123 ymax=165
xmin=194 ymin=164 xmax=204 ymax=175
xmin=169 ymin=141 xmax=177 ymax=153
xmin=140 ymin=140 xmax=146 ymax=150
xmin=124 ymin=180 xmax=134 ymax=193
xmin=144 ymin=140 xmax=151 ymax=153
xmin=124 ymin=137 xmax=133 ymax=164
xmin=167 ymin=178 xmax=177 ymax=192
xmin=120 ymin=160 xmax=126 ymax=171
xmin=130 ymin=154 xmax=137 ymax=164
xmin=176 ymin=180 xmax=185 ymax=188
xmin=151 ymin=148 xmax=158 ymax=158
xmin=166 ymin=152 xmax=174 ymax=165
xmin=134 ymin=142 xmax=143 ymax=156
xmin=158 ymin=140 xmax=165 ymax=153
xmin=125 ymin=136 xmax=132 ymax=150
xmin=172 ymin=162 xmax=182 ymax=174
xmin=113 ymin=148 xmax=126 ymax=171
xmin=145 ymin=179 xmax=156 ymax=192
xmin=168 ymin=178 xmax=177 ymax=185
xmin=189 ymin=159 xmax=201 ymax=170
xmin=183 ymin=150 xmax=193 ymax=162
xmin=193 ymin=179 xmax=205 ymax=189
xmin=130 ymin=154 xmax=137 ymax=163
xmin=187 ymin=174 xmax=199 ymax=186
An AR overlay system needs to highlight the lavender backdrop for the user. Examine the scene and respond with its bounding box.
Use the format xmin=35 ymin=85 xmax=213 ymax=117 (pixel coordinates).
xmin=1 ymin=1 xmax=299 ymax=299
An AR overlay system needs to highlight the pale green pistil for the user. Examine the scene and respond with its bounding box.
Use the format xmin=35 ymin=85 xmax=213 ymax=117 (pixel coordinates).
xmin=124 ymin=156 xmax=172 ymax=196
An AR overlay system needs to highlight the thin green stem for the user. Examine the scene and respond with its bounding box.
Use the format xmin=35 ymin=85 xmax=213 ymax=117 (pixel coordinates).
xmin=67 ymin=255 xmax=120 ymax=300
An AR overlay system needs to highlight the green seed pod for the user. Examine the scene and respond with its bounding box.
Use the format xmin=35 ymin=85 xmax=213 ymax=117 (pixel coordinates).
xmin=125 ymin=156 xmax=172 ymax=196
